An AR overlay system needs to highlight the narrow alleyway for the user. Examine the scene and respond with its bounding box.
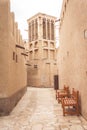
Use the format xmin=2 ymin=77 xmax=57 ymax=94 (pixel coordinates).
xmin=0 ymin=87 xmax=87 ymax=130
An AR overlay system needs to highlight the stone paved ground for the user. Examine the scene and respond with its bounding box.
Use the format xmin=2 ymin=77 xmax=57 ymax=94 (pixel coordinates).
xmin=0 ymin=87 xmax=87 ymax=130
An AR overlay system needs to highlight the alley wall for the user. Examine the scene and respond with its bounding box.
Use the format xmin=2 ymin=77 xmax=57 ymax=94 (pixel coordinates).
xmin=59 ymin=0 xmax=87 ymax=119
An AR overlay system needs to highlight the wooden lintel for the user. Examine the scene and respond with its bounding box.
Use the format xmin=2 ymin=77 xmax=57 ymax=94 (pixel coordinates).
xmin=25 ymin=64 xmax=31 ymax=66
xmin=16 ymin=44 xmax=25 ymax=49
xmin=21 ymin=53 xmax=28 ymax=56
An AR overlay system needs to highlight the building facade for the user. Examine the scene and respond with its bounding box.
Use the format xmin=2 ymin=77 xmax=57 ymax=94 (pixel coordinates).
xmin=27 ymin=13 xmax=58 ymax=87
xmin=59 ymin=0 xmax=87 ymax=119
xmin=0 ymin=0 xmax=27 ymax=115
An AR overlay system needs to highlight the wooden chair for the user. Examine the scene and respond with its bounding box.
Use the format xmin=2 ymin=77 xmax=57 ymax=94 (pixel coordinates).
xmin=56 ymin=86 xmax=69 ymax=103
xmin=62 ymin=88 xmax=79 ymax=116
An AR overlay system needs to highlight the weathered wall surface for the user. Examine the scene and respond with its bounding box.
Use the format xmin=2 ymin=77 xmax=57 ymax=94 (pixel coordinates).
xmin=59 ymin=0 xmax=87 ymax=119
xmin=27 ymin=57 xmax=57 ymax=88
xmin=0 ymin=0 xmax=27 ymax=115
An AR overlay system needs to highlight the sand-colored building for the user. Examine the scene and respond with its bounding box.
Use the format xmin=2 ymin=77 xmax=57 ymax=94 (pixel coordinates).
xmin=0 ymin=0 xmax=27 ymax=115
xmin=27 ymin=13 xmax=58 ymax=87
xmin=59 ymin=0 xmax=87 ymax=119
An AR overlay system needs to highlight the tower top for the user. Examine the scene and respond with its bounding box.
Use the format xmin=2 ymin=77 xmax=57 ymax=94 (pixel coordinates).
xmin=27 ymin=12 xmax=57 ymax=23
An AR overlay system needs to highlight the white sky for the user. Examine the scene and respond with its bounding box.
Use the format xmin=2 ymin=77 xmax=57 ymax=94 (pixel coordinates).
xmin=11 ymin=0 xmax=63 ymax=41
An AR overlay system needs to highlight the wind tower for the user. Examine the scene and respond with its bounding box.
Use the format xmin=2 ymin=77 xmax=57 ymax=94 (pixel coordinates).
xmin=27 ymin=13 xmax=57 ymax=87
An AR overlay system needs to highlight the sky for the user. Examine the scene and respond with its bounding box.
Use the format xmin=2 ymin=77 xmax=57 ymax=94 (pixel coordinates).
xmin=11 ymin=0 xmax=63 ymax=42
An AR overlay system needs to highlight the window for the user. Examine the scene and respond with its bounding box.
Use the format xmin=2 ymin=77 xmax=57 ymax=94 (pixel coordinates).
xmin=34 ymin=65 xmax=38 ymax=68
xmin=43 ymin=18 xmax=46 ymax=39
xmin=13 ymin=52 xmax=15 ymax=60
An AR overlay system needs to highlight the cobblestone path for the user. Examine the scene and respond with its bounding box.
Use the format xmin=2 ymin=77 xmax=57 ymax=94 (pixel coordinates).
xmin=0 ymin=87 xmax=87 ymax=130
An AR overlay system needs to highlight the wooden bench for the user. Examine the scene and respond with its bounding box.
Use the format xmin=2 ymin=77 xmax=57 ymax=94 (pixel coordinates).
xmin=56 ymin=86 xmax=69 ymax=103
xmin=56 ymin=85 xmax=67 ymax=99
xmin=62 ymin=88 xmax=79 ymax=116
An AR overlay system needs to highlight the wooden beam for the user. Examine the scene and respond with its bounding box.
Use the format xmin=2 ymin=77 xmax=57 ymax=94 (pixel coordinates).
xmin=16 ymin=44 xmax=25 ymax=49
xmin=25 ymin=64 xmax=31 ymax=66
xmin=21 ymin=53 xmax=28 ymax=56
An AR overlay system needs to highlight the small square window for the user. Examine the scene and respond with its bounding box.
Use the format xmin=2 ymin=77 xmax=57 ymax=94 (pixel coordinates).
xmin=34 ymin=65 xmax=37 ymax=68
